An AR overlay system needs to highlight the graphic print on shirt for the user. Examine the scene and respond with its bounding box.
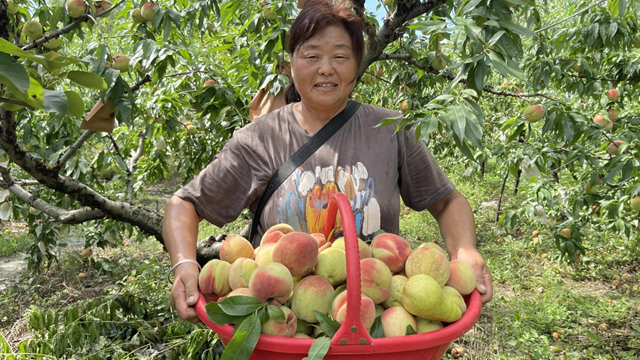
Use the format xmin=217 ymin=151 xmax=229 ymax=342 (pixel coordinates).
xmin=274 ymin=162 xmax=381 ymax=240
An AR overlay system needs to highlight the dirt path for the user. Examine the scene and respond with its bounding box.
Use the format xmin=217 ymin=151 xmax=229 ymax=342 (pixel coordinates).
xmin=0 ymin=236 xmax=85 ymax=293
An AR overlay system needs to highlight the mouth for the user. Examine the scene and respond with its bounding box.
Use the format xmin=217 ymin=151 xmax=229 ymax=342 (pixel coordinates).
xmin=314 ymin=83 xmax=338 ymax=88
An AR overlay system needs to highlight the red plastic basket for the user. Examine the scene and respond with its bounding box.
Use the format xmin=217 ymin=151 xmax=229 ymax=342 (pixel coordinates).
xmin=195 ymin=192 xmax=481 ymax=359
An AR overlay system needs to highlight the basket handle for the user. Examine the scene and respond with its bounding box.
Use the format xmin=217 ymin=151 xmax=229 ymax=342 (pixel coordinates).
xmin=323 ymin=193 xmax=374 ymax=346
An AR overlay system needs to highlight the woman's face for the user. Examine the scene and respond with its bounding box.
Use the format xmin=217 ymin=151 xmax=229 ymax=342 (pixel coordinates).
xmin=291 ymin=25 xmax=358 ymax=112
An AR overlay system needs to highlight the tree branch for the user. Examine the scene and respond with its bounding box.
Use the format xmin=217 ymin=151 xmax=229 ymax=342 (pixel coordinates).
xmin=536 ymin=0 xmax=607 ymax=33
xmin=0 ymin=167 xmax=106 ymax=224
xmin=0 ymin=97 xmax=35 ymax=111
xmin=349 ymin=0 xmax=377 ymax=42
xmin=21 ymin=1 xmax=125 ymax=51
xmin=54 ymin=130 xmax=95 ymax=171
xmin=380 ymin=53 xmax=567 ymax=105
xmin=107 ymin=134 xmax=132 ymax=177
xmin=360 ymin=0 xmax=447 ymax=76
xmin=0 ymin=109 xmax=163 ymax=240
xmin=126 ymin=132 xmax=146 ymax=202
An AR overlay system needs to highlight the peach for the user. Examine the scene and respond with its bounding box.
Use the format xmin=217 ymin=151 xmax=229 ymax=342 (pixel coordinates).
xmin=228 ymin=257 xmax=259 ymax=290
xmin=446 ymin=259 xmax=477 ymax=295
xmin=255 ymin=242 xmax=276 ymax=266
xmin=381 ymin=307 xmax=418 ymax=337
xmin=261 ymin=223 xmax=294 ymax=245
xmin=417 ymin=318 xmax=443 ymax=333
xmin=296 ymin=319 xmax=313 ymax=335
xmin=248 ymin=262 xmax=293 ymax=305
xmin=261 ymin=306 xmax=297 ymax=337
xmin=360 ymin=258 xmax=392 ymax=304
xmin=318 ymin=242 xmax=332 ymax=253
xmin=141 ymin=2 xmax=155 ymax=21
xmin=291 ymin=275 xmax=334 ymax=323
xmin=402 ymin=274 xmax=462 ymax=323
xmin=198 ymin=259 xmax=232 ymax=297
xmin=405 ymin=246 xmax=450 ymax=286
xmin=66 ymin=0 xmax=87 ymax=18
xmin=217 ymin=287 xmax=251 ymax=302
xmin=332 ymin=237 xmax=372 ymax=259
xmin=606 ymin=88 xmax=620 ymax=102
xmin=607 ymin=140 xmax=625 ymax=156
xmin=442 ymin=286 xmax=466 ymax=315
xmin=310 ymin=233 xmax=327 ymax=247
xmin=220 ymin=235 xmax=254 ymax=264
xmin=272 ymin=232 xmax=318 ymax=277
xmin=524 ymin=104 xmax=545 ymax=122
xmin=593 ymin=114 xmax=607 ymax=128
xmin=315 ymin=247 xmax=346 ymax=286
xmin=382 ymin=275 xmax=408 ymax=309
xmin=418 ymin=242 xmax=446 ymax=255
xmin=371 ymin=233 xmax=412 ymax=273
xmin=331 ymin=290 xmax=376 ymax=331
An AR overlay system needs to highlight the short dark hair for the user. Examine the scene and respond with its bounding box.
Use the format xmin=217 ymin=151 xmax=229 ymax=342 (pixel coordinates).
xmin=285 ymin=0 xmax=365 ymax=104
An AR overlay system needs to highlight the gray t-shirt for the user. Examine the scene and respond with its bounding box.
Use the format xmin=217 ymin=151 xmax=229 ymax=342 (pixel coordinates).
xmin=175 ymin=103 xmax=454 ymax=246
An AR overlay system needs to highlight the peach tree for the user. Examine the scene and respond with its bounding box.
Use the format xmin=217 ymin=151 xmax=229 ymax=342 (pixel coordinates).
xmin=0 ymin=0 xmax=638 ymax=269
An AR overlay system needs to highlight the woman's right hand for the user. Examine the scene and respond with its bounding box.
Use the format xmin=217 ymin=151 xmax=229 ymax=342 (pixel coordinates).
xmin=169 ymin=262 xmax=201 ymax=323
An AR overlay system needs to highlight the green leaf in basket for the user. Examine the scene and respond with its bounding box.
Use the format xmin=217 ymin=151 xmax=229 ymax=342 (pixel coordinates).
xmin=205 ymin=301 xmax=245 ymax=325
xmin=267 ymin=305 xmax=285 ymax=322
xmin=67 ymin=71 xmax=108 ymax=90
xmin=302 ymin=337 xmax=331 ymax=360
xmin=219 ymin=296 xmax=265 ymax=316
xmin=405 ymin=324 xmax=417 ymax=336
xmin=221 ymin=312 xmax=261 ymax=360
xmin=369 ymin=316 xmax=384 ymax=338
xmin=314 ymin=311 xmax=341 ymax=338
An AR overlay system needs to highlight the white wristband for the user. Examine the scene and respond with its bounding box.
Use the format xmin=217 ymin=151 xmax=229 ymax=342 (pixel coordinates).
xmin=167 ymin=259 xmax=201 ymax=283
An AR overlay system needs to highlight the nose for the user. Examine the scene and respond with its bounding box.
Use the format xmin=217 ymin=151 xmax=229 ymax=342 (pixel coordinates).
xmin=317 ymin=58 xmax=335 ymax=76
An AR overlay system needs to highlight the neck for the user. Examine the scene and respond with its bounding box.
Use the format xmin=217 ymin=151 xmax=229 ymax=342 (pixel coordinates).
xmin=294 ymin=100 xmax=348 ymax=134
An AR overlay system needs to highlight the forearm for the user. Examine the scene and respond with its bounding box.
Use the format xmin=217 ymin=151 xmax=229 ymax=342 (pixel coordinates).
xmin=430 ymin=191 xmax=477 ymax=256
xmin=163 ymin=196 xmax=202 ymax=265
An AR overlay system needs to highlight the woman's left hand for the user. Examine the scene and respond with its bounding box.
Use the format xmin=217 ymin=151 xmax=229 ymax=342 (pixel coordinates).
xmin=451 ymin=247 xmax=493 ymax=304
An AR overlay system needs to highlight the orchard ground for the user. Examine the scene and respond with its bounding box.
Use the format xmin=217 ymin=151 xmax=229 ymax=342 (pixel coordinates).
xmin=0 ymin=161 xmax=638 ymax=359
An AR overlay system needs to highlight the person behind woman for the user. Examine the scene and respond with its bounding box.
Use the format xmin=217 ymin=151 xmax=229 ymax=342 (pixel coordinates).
xmin=163 ymin=0 xmax=493 ymax=323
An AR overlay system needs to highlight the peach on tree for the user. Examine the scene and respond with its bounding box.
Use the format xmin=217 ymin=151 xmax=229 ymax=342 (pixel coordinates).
xmin=141 ymin=2 xmax=155 ymax=21
xmin=606 ymin=89 xmax=620 ymax=102
xmin=22 ymin=20 xmax=43 ymax=41
xmin=7 ymin=0 xmax=19 ymax=14
xmin=131 ymin=8 xmax=146 ymax=23
xmin=66 ymin=0 xmax=87 ymax=18
xmin=523 ymin=104 xmax=544 ymax=122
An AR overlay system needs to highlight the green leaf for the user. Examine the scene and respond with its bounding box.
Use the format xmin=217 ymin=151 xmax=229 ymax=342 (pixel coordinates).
xmin=406 ymin=324 xmax=417 ymax=335
xmin=219 ymin=296 xmax=265 ymax=316
xmin=64 ymin=91 xmax=85 ymax=118
xmin=374 ymin=115 xmax=401 ymax=128
xmin=43 ymin=90 xmax=68 ymax=115
xmin=67 ymin=71 xmax=108 ymax=90
xmin=221 ymin=312 xmax=261 ymax=360
xmin=608 ymin=0 xmax=620 ymax=17
xmin=302 ymin=337 xmax=331 ymax=360
xmin=0 ymin=53 xmax=29 ymax=93
xmin=205 ymin=301 xmax=245 ymax=325
xmin=447 ymin=106 xmax=467 ymax=143
xmin=0 ymin=38 xmax=47 ymax=66
xmin=314 ymin=311 xmax=341 ymax=338
xmin=487 ymin=52 xmax=525 ymax=80
xmin=267 ymin=305 xmax=285 ymax=322
xmin=9 ymin=77 xmax=44 ymax=109
xmin=496 ymin=20 xmax=536 ymax=38
xmin=369 ymin=316 xmax=384 ymax=338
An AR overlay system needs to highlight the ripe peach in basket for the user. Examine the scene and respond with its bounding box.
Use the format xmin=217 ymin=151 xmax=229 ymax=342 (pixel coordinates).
xmin=371 ymin=233 xmax=412 ymax=273
xmin=249 ymin=262 xmax=293 ymax=305
xmin=272 ymin=232 xmax=318 ymax=277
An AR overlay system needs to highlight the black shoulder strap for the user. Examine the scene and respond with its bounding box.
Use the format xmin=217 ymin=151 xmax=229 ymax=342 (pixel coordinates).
xmin=249 ymin=100 xmax=361 ymax=245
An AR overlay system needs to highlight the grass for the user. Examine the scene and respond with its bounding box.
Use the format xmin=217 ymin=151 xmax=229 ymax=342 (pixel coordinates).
xmin=1 ymin=162 xmax=639 ymax=359
xmin=0 ymin=226 xmax=32 ymax=257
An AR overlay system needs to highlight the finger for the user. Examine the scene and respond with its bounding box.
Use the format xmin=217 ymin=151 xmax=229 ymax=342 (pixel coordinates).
xmin=172 ymin=279 xmax=200 ymax=323
xmin=480 ymin=267 xmax=494 ymax=304
xmin=182 ymin=273 xmax=200 ymax=306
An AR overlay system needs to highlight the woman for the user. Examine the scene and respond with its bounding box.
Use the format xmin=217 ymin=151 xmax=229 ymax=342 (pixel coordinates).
xmin=163 ymin=0 xmax=493 ymax=323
